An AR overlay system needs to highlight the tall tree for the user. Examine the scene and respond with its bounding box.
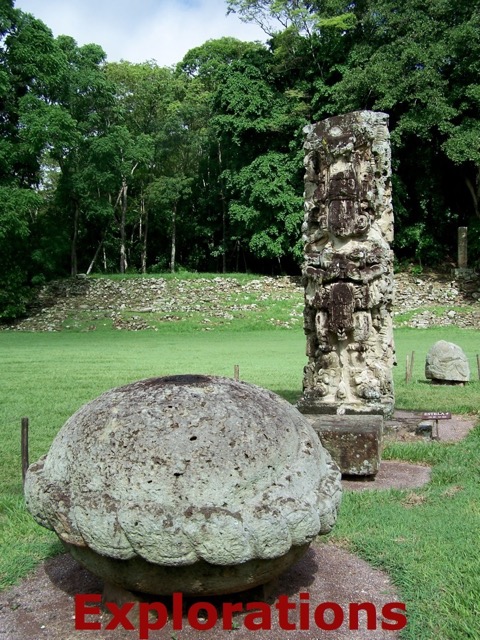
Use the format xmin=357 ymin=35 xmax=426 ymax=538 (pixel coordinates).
xmin=178 ymin=38 xmax=272 ymax=271
xmin=105 ymin=62 xmax=178 ymax=273
xmin=327 ymin=0 xmax=480 ymax=261
xmin=51 ymin=36 xmax=115 ymax=275
xmin=0 ymin=6 xmax=68 ymax=317
xmin=210 ymin=52 xmax=306 ymax=270
xmin=178 ymin=38 xmax=307 ymax=272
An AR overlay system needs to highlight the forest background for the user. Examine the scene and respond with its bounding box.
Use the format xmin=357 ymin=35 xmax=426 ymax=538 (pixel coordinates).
xmin=1 ymin=0 xmax=480 ymax=320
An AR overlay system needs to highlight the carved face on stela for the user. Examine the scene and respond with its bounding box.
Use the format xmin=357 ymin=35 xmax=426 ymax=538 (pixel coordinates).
xmin=326 ymin=168 xmax=371 ymax=239
xmin=306 ymin=111 xmax=394 ymax=250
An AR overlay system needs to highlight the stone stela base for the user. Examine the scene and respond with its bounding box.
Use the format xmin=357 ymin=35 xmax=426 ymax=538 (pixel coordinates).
xmin=453 ymin=268 xmax=476 ymax=279
xmin=305 ymin=415 xmax=384 ymax=477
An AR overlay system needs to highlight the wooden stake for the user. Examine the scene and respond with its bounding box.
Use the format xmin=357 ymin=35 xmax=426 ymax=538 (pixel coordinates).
xmin=406 ymin=355 xmax=410 ymax=383
xmin=21 ymin=417 xmax=29 ymax=487
xmin=477 ymin=354 xmax=480 ymax=381
xmin=409 ymin=350 xmax=415 ymax=382
xmin=234 ymin=365 xmax=240 ymax=382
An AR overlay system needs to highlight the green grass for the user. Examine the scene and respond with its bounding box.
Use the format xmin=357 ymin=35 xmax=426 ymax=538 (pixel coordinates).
xmin=330 ymin=431 xmax=480 ymax=639
xmin=394 ymin=327 xmax=479 ymax=413
xmin=1 ymin=329 xmax=307 ymax=472
xmin=1 ymin=299 xmax=480 ymax=638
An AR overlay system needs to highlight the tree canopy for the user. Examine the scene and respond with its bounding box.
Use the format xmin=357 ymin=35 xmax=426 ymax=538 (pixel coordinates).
xmin=2 ymin=0 xmax=480 ymax=318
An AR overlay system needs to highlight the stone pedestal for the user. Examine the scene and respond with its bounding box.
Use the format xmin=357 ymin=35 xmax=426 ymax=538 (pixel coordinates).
xmin=308 ymin=415 xmax=383 ymax=476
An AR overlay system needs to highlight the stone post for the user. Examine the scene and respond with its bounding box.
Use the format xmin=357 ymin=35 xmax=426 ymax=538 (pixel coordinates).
xmin=297 ymin=111 xmax=395 ymax=419
xmin=458 ymin=227 xmax=468 ymax=270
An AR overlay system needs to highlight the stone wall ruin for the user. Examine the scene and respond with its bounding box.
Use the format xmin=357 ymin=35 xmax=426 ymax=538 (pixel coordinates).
xmin=298 ymin=111 xmax=395 ymax=417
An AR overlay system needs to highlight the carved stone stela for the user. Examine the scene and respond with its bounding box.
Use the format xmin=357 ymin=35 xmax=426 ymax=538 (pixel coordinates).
xmin=298 ymin=111 xmax=395 ymax=417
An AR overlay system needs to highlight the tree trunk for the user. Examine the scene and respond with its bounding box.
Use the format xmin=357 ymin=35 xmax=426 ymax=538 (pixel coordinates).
xmin=235 ymin=240 xmax=240 ymax=273
xmin=218 ymin=142 xmax=227 ymax=274
xmin=86 ymin=239 xmax=103 ymax=275
xmin=140 ymin=193 xmax=148 ymax=274
xmin=120 ymin=177 xmax=128 ymax=273
xmin=222 ymin=205 xmax=227 ymax=274
xmin=71 ymin=201 xmax=80 ymax=276
xmin=465 ymin=170 xmax=480 ymax=219
xmin=170 ymin=202 xmax=177 ymax=273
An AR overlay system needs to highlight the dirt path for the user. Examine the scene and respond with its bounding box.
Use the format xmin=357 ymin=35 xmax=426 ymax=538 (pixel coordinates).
xmin=0 ymin=543 xmax=403 ymax=640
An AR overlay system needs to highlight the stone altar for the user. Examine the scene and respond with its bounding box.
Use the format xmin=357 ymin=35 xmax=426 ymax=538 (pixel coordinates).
xmin=425 ymin=340 xmax=470 ymax=384
xmin=297 ymin=111 xmax=395 ymax=419
xmin=25 ymin=375 xmax=342 ymax=595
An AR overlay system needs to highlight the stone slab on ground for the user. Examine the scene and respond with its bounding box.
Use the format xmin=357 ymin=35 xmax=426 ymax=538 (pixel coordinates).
xmin=307 ymin=414 xmax=384 ymax=476
xmin=342 ymin=461 xmax=431 ymax=492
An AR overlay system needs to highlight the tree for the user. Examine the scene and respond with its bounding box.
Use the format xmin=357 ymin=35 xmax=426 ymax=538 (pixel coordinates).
xmin=0 ymin=6 xmax=70 ymax=317
xmin=326 ymin=0 xmax=480 ymax=261
xmin=105 ymin=62 xmax=180 ymax=273
xmin=226 ymin=0 xmax=357 ymax=37
xmin=0 ymin=186 xmax=42 ymax=318
xmin=50 ymin=37 xmax=115 ymax=275
xmin=178 ymin=38 xmax=275 ymax=271
xmin=146 ymin=175 xmax=192 ymax=272
xmin=227 ymin=150 xmax=304 ymax=267
xmin=209 ymin=52 xmax=306 ymax=271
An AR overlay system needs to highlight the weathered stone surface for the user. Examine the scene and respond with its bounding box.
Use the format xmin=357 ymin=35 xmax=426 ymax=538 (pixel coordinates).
xmin=25 ymin=375 xmax=342 ymax=595
xmin=308 ymin=415 xmax=384 ymax=476
xmin=65 ymin=541 xmax=309 ymax=596
xmin=298 ymin=111 xmax=395 ymax=418
xmin=425 ymin=340 xmax=470 ymax=383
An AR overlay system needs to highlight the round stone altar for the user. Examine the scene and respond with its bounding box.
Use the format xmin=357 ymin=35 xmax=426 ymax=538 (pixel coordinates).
xmin=25 ymin=375 xmax=342 ymax=595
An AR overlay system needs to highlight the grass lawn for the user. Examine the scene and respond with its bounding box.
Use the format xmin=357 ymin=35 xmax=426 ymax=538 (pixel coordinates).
xmin=1 ymin=317 xmax=479 ymax=639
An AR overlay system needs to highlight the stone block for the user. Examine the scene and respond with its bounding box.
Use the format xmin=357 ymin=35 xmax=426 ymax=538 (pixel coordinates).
xmin=308 ymin=415 xmax=384 ymax=476
xmin=425 ymin=340 xmax=470 ymax=383
xmin=453 ymin=268 xmax=476 ymax=279
xmin=415 ymin=421 xmax=433 ymax=437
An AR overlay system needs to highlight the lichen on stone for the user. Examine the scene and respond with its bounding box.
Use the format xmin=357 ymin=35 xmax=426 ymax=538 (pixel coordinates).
xmin=25 ymin=376 xmax=342 ymax=571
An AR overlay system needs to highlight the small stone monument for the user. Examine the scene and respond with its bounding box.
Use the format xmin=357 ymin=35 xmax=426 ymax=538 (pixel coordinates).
xmin=454 ymin=226 xmax=476 ymax=279
xmin=458 ymin=227 xmax=468 ymax=270
xmin=25 ymin=375 xmax=342 ymax=596
xmin=297 ymin=111 xmax=396 ymax=475
xmin=425 ymin=340 xmax=470 ymax=384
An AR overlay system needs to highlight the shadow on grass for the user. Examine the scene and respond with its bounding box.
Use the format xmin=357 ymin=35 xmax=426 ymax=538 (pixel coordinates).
xmin=272 ymin=389 xmax=302 ymax=404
